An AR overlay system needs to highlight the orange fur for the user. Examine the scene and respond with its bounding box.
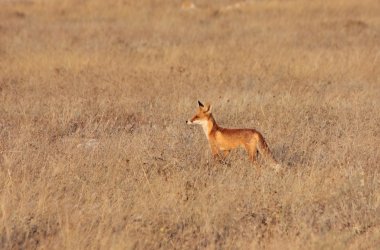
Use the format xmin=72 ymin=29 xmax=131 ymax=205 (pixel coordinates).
xmin=186 ymin=101 xmax=277 ymax=164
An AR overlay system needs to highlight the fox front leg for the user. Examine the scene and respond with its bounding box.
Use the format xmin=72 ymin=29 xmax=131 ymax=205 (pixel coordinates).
xmin=209 ymin=142 xmax=220 ymax=159
xmin=222 ymin=150 xmax=230 ymax=158
xmin=210 ymin=143 xmax=228 ymax=164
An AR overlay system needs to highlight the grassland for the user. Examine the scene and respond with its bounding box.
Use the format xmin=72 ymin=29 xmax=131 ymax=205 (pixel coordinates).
xmin=0 ymin=0 xmax=379 ymax=249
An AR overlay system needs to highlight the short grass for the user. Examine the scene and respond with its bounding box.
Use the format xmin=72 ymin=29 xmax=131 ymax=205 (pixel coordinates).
xmin=0 ymin=0 xmax=379 ymax=249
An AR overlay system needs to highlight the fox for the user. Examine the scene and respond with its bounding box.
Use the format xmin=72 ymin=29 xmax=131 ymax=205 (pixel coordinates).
xmin=186 ymin=101 xmax=279 ymax=167
xmin=180 ymin=1 xmax=196 ymax=10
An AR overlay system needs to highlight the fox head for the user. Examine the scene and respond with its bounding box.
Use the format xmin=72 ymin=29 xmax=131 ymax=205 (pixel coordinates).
xmin=186 ymin=100 xmax=212 ymax=125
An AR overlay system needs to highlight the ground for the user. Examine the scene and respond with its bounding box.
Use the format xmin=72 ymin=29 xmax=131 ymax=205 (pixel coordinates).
xmin=0 ymin=0 xmax=379 ymax=249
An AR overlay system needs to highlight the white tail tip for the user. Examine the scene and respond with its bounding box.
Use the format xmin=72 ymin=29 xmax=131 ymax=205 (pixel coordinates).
xmin=272 ymin=163 xmax=282 ymax=173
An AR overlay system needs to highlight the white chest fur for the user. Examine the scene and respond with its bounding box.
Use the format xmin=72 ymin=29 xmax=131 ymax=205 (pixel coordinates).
xmin=193 ymin=120 xmax=209 ymax=138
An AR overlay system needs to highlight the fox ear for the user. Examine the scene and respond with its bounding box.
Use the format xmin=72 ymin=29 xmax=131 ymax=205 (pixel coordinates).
xmin=204 ymin=104 xmax=212 ymax=114
xmin=198 ymin=100 xmax=204 ymax=107
xmin=207 ymin=104 xmax=212 ymax=114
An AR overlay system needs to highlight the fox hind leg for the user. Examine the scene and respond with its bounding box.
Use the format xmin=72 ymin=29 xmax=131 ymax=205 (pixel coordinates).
xmin=244 ymin=142 xmax=257 ymax=162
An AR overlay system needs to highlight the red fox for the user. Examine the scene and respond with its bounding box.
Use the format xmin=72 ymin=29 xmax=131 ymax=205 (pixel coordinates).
xmin=186 ymin=101 xmax=278 ymax=166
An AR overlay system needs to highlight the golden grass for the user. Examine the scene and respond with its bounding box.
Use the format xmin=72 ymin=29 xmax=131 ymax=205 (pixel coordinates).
xmin=0 ymin=0 xmax=379 ymax=249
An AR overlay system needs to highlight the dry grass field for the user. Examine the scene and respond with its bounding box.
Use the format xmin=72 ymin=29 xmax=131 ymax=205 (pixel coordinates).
xmin=1 ymin=0 xmax=380 ymax=249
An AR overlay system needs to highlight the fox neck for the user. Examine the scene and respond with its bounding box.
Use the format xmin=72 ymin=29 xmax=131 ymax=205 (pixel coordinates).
xmin=201 ymin=115 xmax=217 ymax=138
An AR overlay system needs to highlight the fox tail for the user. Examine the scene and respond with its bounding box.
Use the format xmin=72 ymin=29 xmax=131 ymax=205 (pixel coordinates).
xmin=257 ymin=134 xmax=282 ymax=172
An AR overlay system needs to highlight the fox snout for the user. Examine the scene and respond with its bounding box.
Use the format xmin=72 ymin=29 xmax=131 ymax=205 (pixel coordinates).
xmin=186 ymin=120 xmax=192 ymax=124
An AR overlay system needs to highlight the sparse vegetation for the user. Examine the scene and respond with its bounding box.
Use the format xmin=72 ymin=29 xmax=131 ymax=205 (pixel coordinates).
xmin=0 ymin=0 xmax=379 ymax=249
